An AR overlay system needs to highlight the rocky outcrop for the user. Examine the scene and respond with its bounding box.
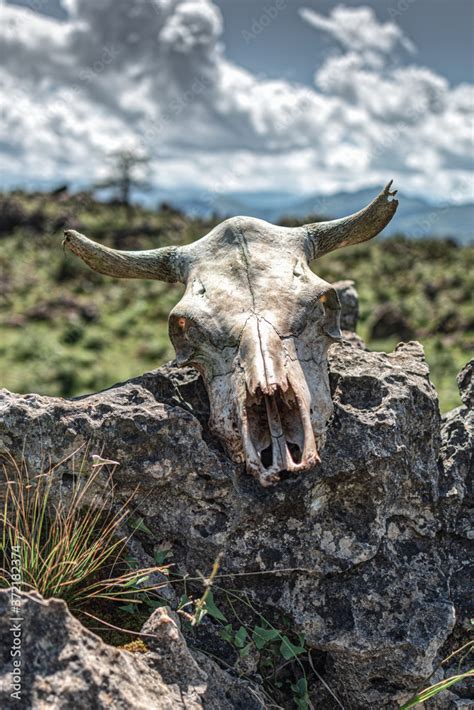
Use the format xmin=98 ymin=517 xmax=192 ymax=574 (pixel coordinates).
xmin=0 ymin=590 xmax=263 ymax=709
xmin=0 ymin=345 xmax=472 ymax=708
xmin=435 ymin=359 xmax=473 ymax=710
xmin=334 ymin=280 xmax=359 ymax=332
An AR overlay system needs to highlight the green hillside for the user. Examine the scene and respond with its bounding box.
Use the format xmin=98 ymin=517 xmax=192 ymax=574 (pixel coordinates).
xmin=0 ymin=191 xmax=472 ymax=412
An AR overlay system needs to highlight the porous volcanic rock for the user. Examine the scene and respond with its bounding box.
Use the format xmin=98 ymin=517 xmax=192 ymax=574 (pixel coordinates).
xmin=0 ymin=590 xmax=263 ymax=709
xmin=0 ymin=348 xmax=472 ymax=708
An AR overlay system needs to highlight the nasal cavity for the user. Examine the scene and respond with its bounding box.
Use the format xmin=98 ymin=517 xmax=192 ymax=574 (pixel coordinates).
xmin=286 ymin=442 xmax=302 ymax=464
xmin=247 ymin=386 xmax=305 ymax=471
xmin=260 ymin=445 xmax=273 ymax=469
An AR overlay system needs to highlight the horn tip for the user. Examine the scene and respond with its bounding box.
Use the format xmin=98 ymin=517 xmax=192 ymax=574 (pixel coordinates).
xmin=63 ymin=228 xmax=81 ymax=239
xmin=383 ymin=179 xmax=397 ymax=194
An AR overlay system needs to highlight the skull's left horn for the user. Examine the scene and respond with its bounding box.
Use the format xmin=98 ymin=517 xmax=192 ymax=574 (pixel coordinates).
xmin=63 ymin=229 xmax=185 ymax=283
xmin=302 ymin=181 xmax=399 ymax=260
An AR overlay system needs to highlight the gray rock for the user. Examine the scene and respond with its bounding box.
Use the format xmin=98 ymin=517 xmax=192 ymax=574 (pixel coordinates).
xmin=0 ymin=344 xmax=471 ymax=709
xmin=457 ymin=359 xmax=473 ymax=408
xmin=435 ymin=360 xmax=473 ymax=710
xmin=333 ymin=280 xmax=359 ymax=332
xmin=333 ymin=279 xmax=365 ymax=350
xmin=142 ymin=606 xmax=264 ymax=709
xmin=0 ymin=590 xmax=263 ymax=709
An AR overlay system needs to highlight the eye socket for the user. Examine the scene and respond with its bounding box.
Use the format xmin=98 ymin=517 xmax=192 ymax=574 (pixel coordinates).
xmin=169 ymin=314 xmax=202 ymax=366
xmin=170 ymin=314 xmax=199 ymax=341
xmin=170 ymin=314 xmax=190 ymax=334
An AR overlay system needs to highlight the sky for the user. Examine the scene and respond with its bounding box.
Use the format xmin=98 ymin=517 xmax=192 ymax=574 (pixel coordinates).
xmin=1 ymin=0 xmax=473 ymax=205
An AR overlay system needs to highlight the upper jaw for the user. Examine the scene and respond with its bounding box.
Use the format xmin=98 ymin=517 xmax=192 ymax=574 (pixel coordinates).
xmin=239 ymin=377 xmax=321 ymax=487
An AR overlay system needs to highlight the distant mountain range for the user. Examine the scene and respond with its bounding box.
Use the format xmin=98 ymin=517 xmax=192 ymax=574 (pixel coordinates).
xmin=162 ymin=187 xmax=473 ymax=244
xmin=6 ymin=179 xmax=472 ymax=243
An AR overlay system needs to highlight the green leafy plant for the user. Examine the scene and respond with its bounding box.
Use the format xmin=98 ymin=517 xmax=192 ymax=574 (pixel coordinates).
xmin=179 ymin=567 xmax=326 ymax=710
xmin=0 ymin=451 xmax=168 ymax=621
xmin=291 ymin=677 xmax=310 ymax=710
xmin=217 ymin=588 xmax=312 ymax=709
xmin=168 ymin=555 xmax=348 ymax=709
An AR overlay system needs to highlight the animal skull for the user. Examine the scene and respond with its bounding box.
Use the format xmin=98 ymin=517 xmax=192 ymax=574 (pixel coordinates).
xmin=63 ymin=182 xmax=398 ymax=485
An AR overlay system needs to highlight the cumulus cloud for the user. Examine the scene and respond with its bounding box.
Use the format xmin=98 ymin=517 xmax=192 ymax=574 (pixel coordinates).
xmin=0 ymin=0 xmax=472 ymax=204
xmin=299 ymin=5 xmax=416 ymax=58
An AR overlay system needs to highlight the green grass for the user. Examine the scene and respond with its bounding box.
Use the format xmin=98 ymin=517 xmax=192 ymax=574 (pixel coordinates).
xmin=400 ymin=640 xmax=473 ymax=708
xmin=0 ymin=448 xmax=168 ymax=628
xmin=400 ymin=669 xmax=474 ymax=708
xmin=0 ymin=191 xmax=472 ymax=411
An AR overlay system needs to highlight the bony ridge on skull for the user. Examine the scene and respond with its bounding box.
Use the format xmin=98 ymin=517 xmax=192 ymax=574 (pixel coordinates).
xmin=63 ymin=181 xmax=398 ymax=486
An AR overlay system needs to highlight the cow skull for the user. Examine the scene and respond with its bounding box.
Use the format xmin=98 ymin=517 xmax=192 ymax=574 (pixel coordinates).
xmin=63 ymin=182 xmax=398 ymax=485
